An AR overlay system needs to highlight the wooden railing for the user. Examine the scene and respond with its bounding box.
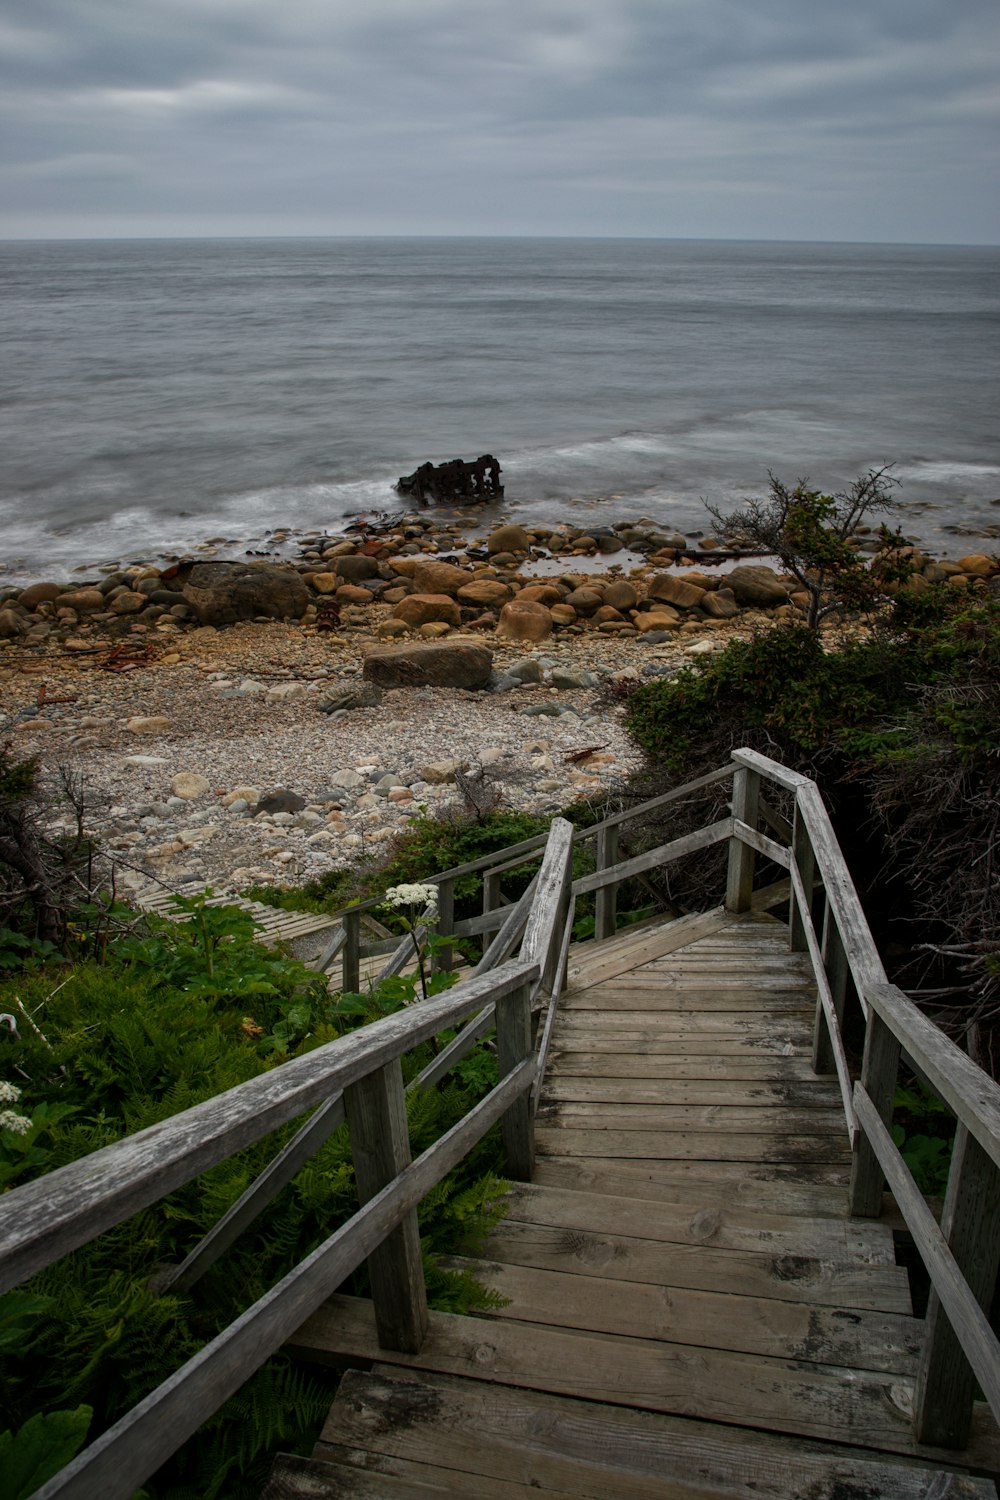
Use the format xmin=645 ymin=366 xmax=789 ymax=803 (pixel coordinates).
xmin=5 ymin=749 xmax=1000 ymax=1493
xmin=721 ymin=747 xmax=1000 ymax=1451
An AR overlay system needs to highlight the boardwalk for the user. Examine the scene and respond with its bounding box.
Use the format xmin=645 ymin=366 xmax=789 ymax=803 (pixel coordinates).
xmin=277 ymin=909 xmax=1000 ymax=1497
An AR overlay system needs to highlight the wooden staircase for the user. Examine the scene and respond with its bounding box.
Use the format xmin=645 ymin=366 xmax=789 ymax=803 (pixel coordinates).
xmin=267 ymin=910 xmax=1000 ymax=1498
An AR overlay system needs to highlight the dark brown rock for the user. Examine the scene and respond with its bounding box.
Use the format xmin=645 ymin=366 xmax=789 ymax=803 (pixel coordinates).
xmin=413 ymin=560 xmax=470 ymax=596
xmin=17 ymin=582 xmax=62 ymax=610
xmin=647 ymin=574 xmax=707 ymax=610
xmin=726 ymin=566 xmax=790 ymax=607
xmin=392 ymin=593 xmax=462 ymax=628
xmin=363 ymin=641 xmax=494 ymax=689
xmin=333 ymin=555 xmax=380 ymax=583
xmin=181 ymin=562 xmax=310 ymax=626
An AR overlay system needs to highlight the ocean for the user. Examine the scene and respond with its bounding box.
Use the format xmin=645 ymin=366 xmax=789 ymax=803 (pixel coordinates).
xmin=1 ymin=236 xmax=998 ymax=583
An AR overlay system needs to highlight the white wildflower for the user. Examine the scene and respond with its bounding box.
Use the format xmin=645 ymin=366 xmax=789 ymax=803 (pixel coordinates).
xmin=0 ymin=1081 xmax=22 ymax=1106
xmin=383 ymin=883 xmax=438 ymax=913
xmin=0 ymin=1109 xmax=32 ymax=1136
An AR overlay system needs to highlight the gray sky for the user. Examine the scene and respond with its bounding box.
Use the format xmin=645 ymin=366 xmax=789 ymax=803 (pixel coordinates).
xmin=2 ymin=0 xmax=998 ymax=243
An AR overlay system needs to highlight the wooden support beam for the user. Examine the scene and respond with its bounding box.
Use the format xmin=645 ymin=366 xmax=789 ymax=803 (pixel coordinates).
xmin=344 ymin=1060 xmax=427 ymax=1353
xmin=496 ymin=979 xmax=535 ymax=1180
xmin=725 ymin=765 xmax=760 ymax=913
xmin=850 ymin=1012 xmax=900 ymax=1217
xmin=594 ymin=822 xmax=619 ymax=941
xmin=813 ymin=903 xmax=850 ymax=1077
xmin=788 ymin=798 xmax=815 ymax=954
xmin=433 ymin=877 xmax=454 ymax=975
xmin=342 ymin=908 xmax=361 ymax=994
xmin=914 ymin=1125 xmax=1000 ymax=1447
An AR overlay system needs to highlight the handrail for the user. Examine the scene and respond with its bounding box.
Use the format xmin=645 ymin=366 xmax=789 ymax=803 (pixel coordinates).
xmin=723 ymin=746 xmax=1000 ymax=1451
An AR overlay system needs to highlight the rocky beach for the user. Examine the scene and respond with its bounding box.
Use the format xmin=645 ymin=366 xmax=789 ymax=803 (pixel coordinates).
xmin=2 ymin=510 xmax=997 ymax=905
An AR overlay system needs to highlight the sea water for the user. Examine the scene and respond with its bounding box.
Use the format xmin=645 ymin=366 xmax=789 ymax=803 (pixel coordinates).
xmin=1 ymin=236 xmax=998 ymax=581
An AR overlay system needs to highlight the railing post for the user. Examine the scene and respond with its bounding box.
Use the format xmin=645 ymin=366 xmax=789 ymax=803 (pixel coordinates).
xmin=594 ymin=822 xmax=619 ymax=941
xmin=482 ymin=870 xmax=502 ymax=957
xmin=813 ymin=904 xmax=850 ymax=1075
xmin=342 ymin=907 xmax=361 ymax=993
xmin=495 ymin=978 xmax=535 ymax=1180
xmin=913 ymin=1124 xmax=1000 ymax=1447
xmin=849 ymin=1009 xmax=900 ymax=1216
xmin=725 ymin=765 xmax=760 ymax=912
xmin=788 ymin=796 xmax=815 ymax=953
xmin=434 ymin=877 xmax=454 ymax=974
xmin=343 ymin=1058 xmax=428 ymax=1353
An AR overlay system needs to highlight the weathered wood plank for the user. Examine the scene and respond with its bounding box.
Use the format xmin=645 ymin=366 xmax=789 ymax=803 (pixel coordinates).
xmin=292 ymin=1296 xmax=1000 ymax=1464
xmin=556 ymin=1011 xmax=814 ymax=1033
xmin=572 ymin=819 xmax=734 ymax=898
xmin=529 ymin=1157 xmax=853 ymax=1215
xmin=866 ymin=982 xmax=1000 ymax=1173
xmin=548 ymin=1038 xmax=815 ymax=1062
xmin=534 ymin=1126 xmax=851 ymax=1162
xmin=520 ymin=818 xmax=574 ymax=998
xmin=725 ymin=765 xmax=760 ymax=911
xmin=263 ymin=1451 xmax=474 ymax=1498
xmin=850 ymin=1010 xmax=901 ymax=1217
xmin=536 ymin=1101 xmax=848 ymax=1134
xmin=345 ymin=1060 xmax=428 ymax=1353
xmin=499 ymin=1182 xmax=896 ymax=1263
xmin=794 ymin=782 xmax=886 ymax=1001
xmin=542 ymin=1077 xmax=843 ymax=1107
xmin=495 ymin=980 xmax=535 ymax=1181
xmin=565 ymin=907 xmax=740 ymax=992
xmin=454 ymin=1257 xmax=918 ymax=1373
xmin=324 ymin=1367 xmax=997 ymax=1500
xmin=547 ymin=1052 xmax=823 ymax=1080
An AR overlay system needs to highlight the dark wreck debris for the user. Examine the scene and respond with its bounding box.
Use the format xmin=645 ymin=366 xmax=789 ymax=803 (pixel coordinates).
xmin=396 ymin=455 xmax=503 ymax=505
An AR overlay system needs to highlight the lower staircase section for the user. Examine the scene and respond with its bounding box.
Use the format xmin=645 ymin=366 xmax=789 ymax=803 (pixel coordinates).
xmin=265 ymin=1365 xmax=994 ymax=1498
xmin=267 ymin=908 xmax=1000 ymax=1498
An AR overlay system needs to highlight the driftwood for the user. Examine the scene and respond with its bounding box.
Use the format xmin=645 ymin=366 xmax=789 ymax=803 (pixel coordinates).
xmin=396 ymin=455 xmax=503 ymax=504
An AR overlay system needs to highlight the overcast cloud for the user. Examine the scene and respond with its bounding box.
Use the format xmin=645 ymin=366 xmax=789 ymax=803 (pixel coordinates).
xmin=1 ymin=0 xmax=997 ymax=242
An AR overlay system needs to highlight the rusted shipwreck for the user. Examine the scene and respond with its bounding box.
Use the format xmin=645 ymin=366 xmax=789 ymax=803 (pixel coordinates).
xmin=396 ymin=454 xmax=503 ymax=504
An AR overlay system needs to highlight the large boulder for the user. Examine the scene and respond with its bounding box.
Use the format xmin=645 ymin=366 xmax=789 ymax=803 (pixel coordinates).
xmin=456 ymin=579 xmax=513 ymax=608
xmin=413 ymin=560 xmax=470 ymax=596
xmin=487 ymin=524 xmax=531 ymax=556
xmin=57 ymin=587 xmax=105 ymax=614
xmin=333 ymin=555 xmax=380 ymax=583
xmin=391 ymin=593 xmax=462 ymax=628
xmin=497 ymin=599 xmax=553 ymax=642
xmin=726 ymin=566 xmax=790 ymax=607
xmin=180 ymin=562 xmax=310 ymax=626
xmin=646 ymin=574 xmax=706 ymax=610
xmin=362 ymin=640 xmax=494 ymax=689
xmin=17 ymin=582 xmax=62 ymax=610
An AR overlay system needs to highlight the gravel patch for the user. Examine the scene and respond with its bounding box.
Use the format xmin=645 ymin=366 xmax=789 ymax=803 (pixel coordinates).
xmin=1 ymin=622 xmax=702 ymax=901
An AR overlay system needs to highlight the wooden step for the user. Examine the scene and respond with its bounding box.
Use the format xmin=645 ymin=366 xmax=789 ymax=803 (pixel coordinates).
xmin=531 ymin=1156 xmax=853 ymax=1214
xmin=534 ymin=1125 xmax=851 ymax=1162
xmin=479 ymin=1214 xmax=911 ymax=1314
xmin=288 ymin=1298 xmax=1000 ymax=1470
xmin=497 ymin=1181 xmax=898 ymax=1265
xmin=264 ymin=1368 xmax=998 ymax=1499
xmin=541 ymin=1077 xmax=843 ymax=1107
xmin=446 ymin=1255 xmax=918 ymax=1373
